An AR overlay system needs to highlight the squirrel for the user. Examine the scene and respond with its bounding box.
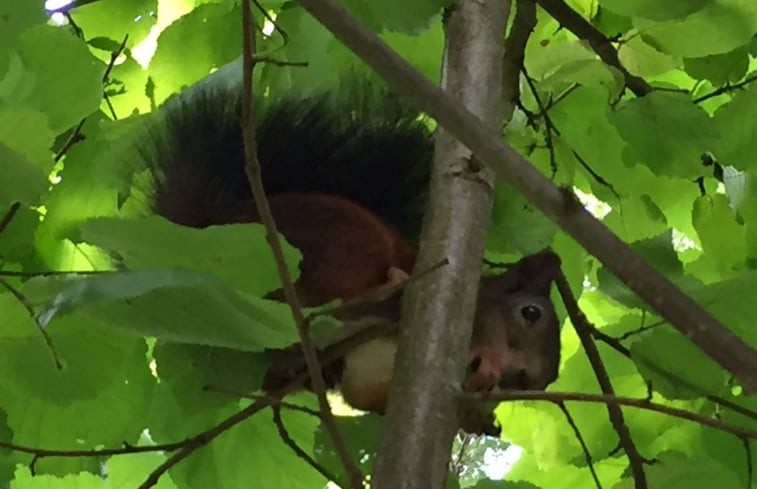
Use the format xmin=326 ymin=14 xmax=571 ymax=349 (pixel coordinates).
xmin=139 ymin=80 xmax=562 ymax=420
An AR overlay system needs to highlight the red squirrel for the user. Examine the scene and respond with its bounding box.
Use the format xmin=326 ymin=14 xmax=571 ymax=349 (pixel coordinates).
xmin=142 ymin=83 xmax=561 ymax=418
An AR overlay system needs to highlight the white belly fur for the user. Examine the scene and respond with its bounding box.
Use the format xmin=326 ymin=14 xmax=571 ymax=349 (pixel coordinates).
xmin=339 ymin=336 xmax=398 ymax=412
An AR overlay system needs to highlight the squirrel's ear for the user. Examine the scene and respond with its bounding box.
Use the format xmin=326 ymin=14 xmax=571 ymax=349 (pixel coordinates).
xmin=510 ymin=250 xmax=561 ymax=297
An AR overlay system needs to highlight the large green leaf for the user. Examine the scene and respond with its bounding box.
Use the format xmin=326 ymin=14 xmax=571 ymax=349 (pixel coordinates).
xmin=608 ymin=92 xmax=716 ymax=179
xmin=635 ymin=0 xmax=757 ymax=57
xmin=80 ymin=216 xmax=301 ymax=297
xmin=36 ymin=269 xmax=299 ymax=351
xmin=599 ymin=0 xmax=710 ymax=21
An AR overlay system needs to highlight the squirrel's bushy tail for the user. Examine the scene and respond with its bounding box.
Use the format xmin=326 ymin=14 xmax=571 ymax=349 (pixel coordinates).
xmin=139 ymin=82 xmax=434 ymax=240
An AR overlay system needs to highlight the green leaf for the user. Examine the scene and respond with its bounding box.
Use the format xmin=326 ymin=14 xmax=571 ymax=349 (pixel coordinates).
xmin=597 ymin=232 xmax=703 ymax=308
xmin=711 ymin=82 xmax=757 ymax=170
xmin=635 ymin=1 xmax=757 ymax=57
xmin=69 ymin=0 xmax=157 ymax=49
xmin=0 ymin=315 xmax=154 ymax=475
xmin=599 ymin=0 xmax=709 ymax=21
xmin=153 ymin=342 xmax=268 ymax=412
xmin=608 ymin=92 xmax=715 ymax=178
xmin=694 ymin=270 xmax=757 ymax=347
xmin=14 ymin=25 xmax=105 ymax=133
xmin=163 ymin=397 xmax=324 ymax=489
xmin=315 ymin=415 xmax=382 ymax=482
xmin=36 ymin=269 xmax=299 ymax=351
xmin=11 ymin=466 xmax=103 ymax=489
xmin=80 ymin=216 xmax=301 ymax=297
xmin=343 ymin=0 xmax=447 ymax=34
xmin=106 ymin=448 xmax=179 ymax=489
xmin=148 ymin=3 xmax=242 ymax=103
xmin=603 ymin=194 xmax=668 ymax=242
xmin=0 ymin=205 xmax=40 ymax=263
xmin=687 ymin=194 xmax=746 ymax=280
xmin=540 ymin=59 xmax=624 ymax=99
xmin=614 ymin=451 xmax=740 ymax=489
xmin=0 ymin=0 xmax=46 ymax=47
xmin=618 ymin=36 xmax=679 ymax=77
xmin=37 ymin=115 xmax=139 ymax=242
xmin=0 ymin=144 xmax=48 ymax=206
xmin=631 ymin=326 xmax=728 ymax=398
xmin=684 ymin=46 xmax=750 ymax=86
xmin=487 ymin=182 xmax=558 ymax=255
xmin=0 ymin=107 xmax=55 ymax=175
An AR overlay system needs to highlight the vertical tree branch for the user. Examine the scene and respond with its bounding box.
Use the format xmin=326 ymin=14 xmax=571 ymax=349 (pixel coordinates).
xmin=239 ymin=3 xmax=363 ymax=487
xmin=369 ymin=1 xmax=510 ymax=488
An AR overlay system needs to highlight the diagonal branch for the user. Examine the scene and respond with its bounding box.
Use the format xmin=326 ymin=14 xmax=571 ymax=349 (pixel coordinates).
xmin=556 ymin=402 xmax=603 ymax=489
xmin=239 ymin=3 xmax=362 ymax=488
xmin=533 ymin=0 xmax=652 ymax=97
xmin=554 ymin=270 xmax=648 ymax=488
xmin=272 ymin=406 xmax=342 ymax=485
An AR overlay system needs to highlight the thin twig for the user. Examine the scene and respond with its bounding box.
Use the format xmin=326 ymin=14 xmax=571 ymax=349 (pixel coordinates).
xmin=502 ymin=0 xmax=537 ymax=122
xmin=463 ymin=391 xmax=757 ymax=440
xmin=102 ymin=35 xmax=129 ymax=84
xmin=544 ymin=83 xmax=580 ymax=111
xmin=101 ymin=34 xmax=129 ymax=121
xmin=250 ymin=0 xmax=306 ymax=63
xmin=0 ymin=439 xmax=186 ymax=459
xmin=272 ymin=406 xmax=344 ymax=486
xmin=239 ymin=3 xmax=362 ymax=488
xmin=63 ymin=11 xmax=84 ymax=38
xmin=316 ymin=258 xmax=448 ymax=319
xmin=0 ymin=202 xmax=20 ymax=235
xmin=54 ymin=119 xmax=86 ymax=162
xmin=0 ymin=277 xmax=63 ymax=369
xmin=522 ymin=68 xmax=557 ymax=176
xmin=204 ymin=385 xmax=321 ymax=417
xmin=256 ymin=57 xmax=309 ymax=67
xmin=554 ymin=270 xmax=648 ymax=488
xmin=694 ymin=73 xmax=757 ymax=104
xmin=522 ymin=67 xmax=620 ymax=199
xmin=555 ymin=401 xmax=603 ymax=489
xmin=743 ymin=438 xmax=753 ymax=489
xmin=617 ymin=321 xmax=665 ymax=341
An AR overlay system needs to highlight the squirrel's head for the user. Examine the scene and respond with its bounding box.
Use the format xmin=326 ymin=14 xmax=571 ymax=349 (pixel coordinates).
xmin=466 ymin=251 xmax=562 ymax=393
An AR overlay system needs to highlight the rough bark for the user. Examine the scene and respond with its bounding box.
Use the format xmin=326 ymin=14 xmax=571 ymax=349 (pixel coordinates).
xmin=370 ymin=1 xmax=510 ymax=488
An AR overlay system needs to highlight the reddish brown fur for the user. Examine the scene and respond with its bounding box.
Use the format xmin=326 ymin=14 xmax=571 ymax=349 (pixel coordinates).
xmin=267 ymin=194 xmax=415 ymax=306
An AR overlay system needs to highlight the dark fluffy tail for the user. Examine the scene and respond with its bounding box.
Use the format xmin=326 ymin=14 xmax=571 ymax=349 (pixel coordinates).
xmin=139 ymin=82 xmax=434 ymax=241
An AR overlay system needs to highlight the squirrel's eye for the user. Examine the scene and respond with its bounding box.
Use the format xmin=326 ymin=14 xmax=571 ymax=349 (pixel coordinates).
xmin=521 ymin=305 xmax=542 ymax=324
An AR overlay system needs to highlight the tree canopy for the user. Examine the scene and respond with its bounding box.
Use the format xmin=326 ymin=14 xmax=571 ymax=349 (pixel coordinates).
xmin=1 ymin=0 xmax=757 ymax=488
